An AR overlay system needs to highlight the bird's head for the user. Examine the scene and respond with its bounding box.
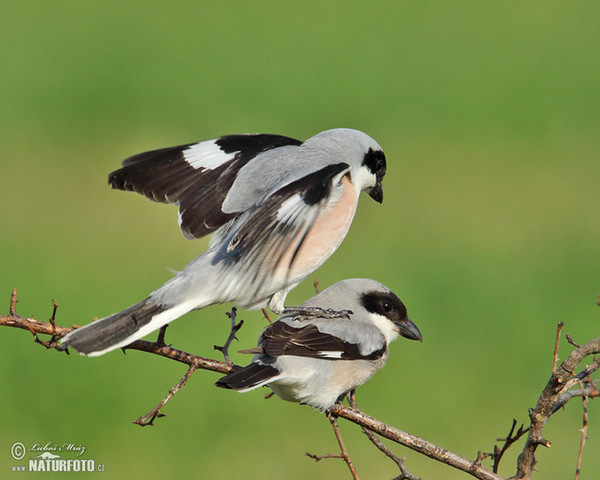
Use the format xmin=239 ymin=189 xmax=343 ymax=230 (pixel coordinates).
xmin=360 ymin=286 xmax=422 ymax=344
xmin=304 ymin=128 xmax=387 ymax=203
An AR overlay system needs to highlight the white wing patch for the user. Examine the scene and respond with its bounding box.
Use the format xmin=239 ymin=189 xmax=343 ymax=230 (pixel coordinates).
xmin=183 ymin=140 xmax=238 ymax=170
xmin=276 ymin=194 xmax=304 ymax=221
xmin=315 ymin=351 xmax=344 ymax=359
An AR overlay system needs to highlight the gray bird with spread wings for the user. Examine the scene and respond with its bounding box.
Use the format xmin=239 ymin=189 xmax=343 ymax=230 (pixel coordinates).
xmin=62 ymin=129 xmax=387 ymax=356
xmin=216 ymin=278 xmax=422 ymax=411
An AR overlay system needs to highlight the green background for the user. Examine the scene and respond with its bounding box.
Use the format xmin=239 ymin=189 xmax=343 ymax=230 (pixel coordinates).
xmin=1 ymin=1 xmax=599 ymax=479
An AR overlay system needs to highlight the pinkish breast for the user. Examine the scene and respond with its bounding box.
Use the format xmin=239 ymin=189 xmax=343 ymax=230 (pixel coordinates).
xmin=278 ymin=174 xmax=359 ymax=281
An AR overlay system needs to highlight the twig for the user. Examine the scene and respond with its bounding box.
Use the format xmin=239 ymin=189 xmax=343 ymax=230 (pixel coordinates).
xmin=560 ymin=357 xmax=600 ymax=392
xmin=574 ymin=381 xmax=588 ymax=480
xmin=552 ymin=322 xmax=564 ymax=371
xmin=213 ymin=307 xmax=244 ymax=365
xmin=3 ymin=294 xmax=69 ymax=353
xmin=1 ymin=291 xmax=233 ymax=374
xmin=512 ymin=335 xmax=600 ymax=480
xmin=361 ymin=428 xmax=420 ymax=480
xmin=156 ymin=324 xmax=169 ymax=346
xmin=566 ymin=333 xmax=581 ymax=349
xmin=133 ymin=364 xmax=197 ymax=426
xmin=9 ymin=288 xmax=18 ymax=316
xmin=331 ymin=404 xmax=505 ymax=480
xmin=549 ymin=380 xmax=600 ymax=415
xmin=327 ymin=412 xmax=360 ymax=480
xmin=491 ymin=419 xmax=529 ymax=474
xmin=261 ymin=308 xmax=273 ymax=324
xmin=347 ymin=390 xmax=419 ymax=480
xmin=30 ymin=299 xmax=65 ymax=351
xmin=305 ymin=452 xmax=344 ymax=462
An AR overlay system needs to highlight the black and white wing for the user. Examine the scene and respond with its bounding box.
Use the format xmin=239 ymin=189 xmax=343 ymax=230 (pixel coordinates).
xmin=108 ymin=134 xmax=302 ymax=239
xmin=223 ymin=162 xmax=351 ymax=282
xmin=260 ymin=321 xmax=386 ymax=361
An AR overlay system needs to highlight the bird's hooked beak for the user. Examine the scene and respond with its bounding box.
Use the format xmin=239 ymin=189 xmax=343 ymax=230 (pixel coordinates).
xmin=367 ymin=182 xmax=383 ymax=203
xmin=396 ymin=317 xmax=422 ymax=342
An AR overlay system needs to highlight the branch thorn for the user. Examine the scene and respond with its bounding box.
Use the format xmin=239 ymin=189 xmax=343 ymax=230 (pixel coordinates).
xmin=9 ymin=288 xmax=17 ymax=316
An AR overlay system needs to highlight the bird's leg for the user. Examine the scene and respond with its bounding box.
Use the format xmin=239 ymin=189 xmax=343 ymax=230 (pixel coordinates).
xmin=282 ymin=306 xmax=353 ymax=319
xmin=347 ymin=389 xmax=357 ymax=408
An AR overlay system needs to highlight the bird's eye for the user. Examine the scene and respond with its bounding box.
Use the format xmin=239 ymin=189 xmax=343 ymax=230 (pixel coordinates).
xmin=382 ymin=301 xmax=392 ymax=312
xmin=376 ymin=159 xmax=385 ymax=172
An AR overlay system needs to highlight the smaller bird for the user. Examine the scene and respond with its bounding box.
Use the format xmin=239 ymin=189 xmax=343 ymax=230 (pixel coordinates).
xmin=216 ymin=278 xmax=422 ymax=411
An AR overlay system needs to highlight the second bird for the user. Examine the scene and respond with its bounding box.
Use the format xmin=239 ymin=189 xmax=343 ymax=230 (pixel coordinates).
xmin=62 ymin=128 xmax=387 ymax=356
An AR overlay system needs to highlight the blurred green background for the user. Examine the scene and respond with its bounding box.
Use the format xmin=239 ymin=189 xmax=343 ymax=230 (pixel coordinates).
xmin=1 ymin=1 xmax=599 ymax=479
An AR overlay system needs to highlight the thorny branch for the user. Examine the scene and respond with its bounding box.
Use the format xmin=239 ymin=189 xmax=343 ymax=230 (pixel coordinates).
xmin=305 ymin=452 xmax=344 ymax=462
xmin=326 ymin=412 xmax=360 ymax=480
xmin=511 ymin=327 xmax=600 ymax=480
xmin=349 ymin=391 xmax=420 ymax=480
xmin=552 ymin=321 xmax=564 ymax=371
xmin=574 ymin=381 xmax=588 ymax=480
xmin=490 ymin=419 xmax=529 ymax=474
xmin=1 ymin=290 xmax=598 ymax=480
xmin=307 ymin=390 xmax=420 ymax=480
xmin=133 ymin=364 xmax=197 ymax=426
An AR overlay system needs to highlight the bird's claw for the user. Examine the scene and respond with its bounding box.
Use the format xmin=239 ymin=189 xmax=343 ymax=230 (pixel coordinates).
xmin=282 ymin=306 xmax=353 ymax=320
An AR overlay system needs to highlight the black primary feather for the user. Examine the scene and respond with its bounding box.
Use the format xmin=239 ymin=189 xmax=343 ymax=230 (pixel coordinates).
xmin=215 ymin=363 xmax=280 ymax=390
xmin=108 ymin=134 xmax=302 ymax=239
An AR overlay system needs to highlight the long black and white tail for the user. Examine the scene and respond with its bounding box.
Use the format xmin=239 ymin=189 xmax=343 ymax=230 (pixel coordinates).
xmin=215 ymin=363 xmax=280 ymax=392
xmin=61 ymin=299 xmax=174 ymax=356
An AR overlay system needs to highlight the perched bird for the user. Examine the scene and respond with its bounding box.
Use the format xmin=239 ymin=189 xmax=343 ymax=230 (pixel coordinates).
xmin=62 ymin=129 xmax=387 ymax=356
xmin=216 ymin=278 xmax=422 ymax=411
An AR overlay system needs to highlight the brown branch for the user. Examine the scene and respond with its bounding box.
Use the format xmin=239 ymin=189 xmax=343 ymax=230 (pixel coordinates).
xmin=9 ymin=288 xmax=17 ymax=315
xmin=133 ymin=364 xmax=198 ymax=426
xmin=559 ymin=357 xmax=600 ymax=392
xmin=552 ymin=322 xmax=564 ymax=371
xmin=566 ymin=333 xmax=581 ymax=348
xmin=2 ymin=290 xmax=598 ymax=480
xmin=574 ymin=382 xmax=588 ymax=480
xmin=549 ymin=380 xmax=600 ymax=415
xmin=347 ymin=390 xmax=419 ymax=480
xmin=0 ymin=292 xmax=233 ymax=375
xmin=361 ymin=427 xmax=420 ymax=480
xmin=490 ymin=419 xmax=529 ymax=474
xmin=156 ymin=324 xmax=169 ymax=346
xmin=261 ymin=308 xmax=273 ymax=324
xmin=327 ymin=412 xmax=360 ymax=480
xmin=330 ymin=404 xmax=504 ymax=480
xmin=511 ymin=336 xmax=600 ymax=480
xmin=2 ymin=291 xmax=503 ymax=478
xmin=122 ymin=338 xmax=232 ymax=373
xmin=305 ymin=452 xmax=344 ymax=462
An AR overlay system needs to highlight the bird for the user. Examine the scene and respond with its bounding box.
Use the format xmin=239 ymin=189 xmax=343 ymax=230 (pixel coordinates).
xmin=215 ymin=278 xmax=422 ymax=411
xmin=62 ymin=128 xmax=388 ymax=357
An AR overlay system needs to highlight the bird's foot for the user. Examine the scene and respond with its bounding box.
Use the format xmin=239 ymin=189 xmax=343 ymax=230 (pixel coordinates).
xmin=282 ymin=306 xmax=353 ymax=320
